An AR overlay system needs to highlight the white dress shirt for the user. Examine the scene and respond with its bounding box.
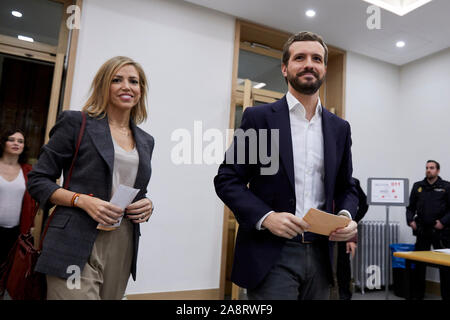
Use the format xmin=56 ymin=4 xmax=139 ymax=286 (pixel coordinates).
xmin=287 ymin=91 xmax=326 ymax=219
xmin=256 ymin=92 xmax=350 ymax=230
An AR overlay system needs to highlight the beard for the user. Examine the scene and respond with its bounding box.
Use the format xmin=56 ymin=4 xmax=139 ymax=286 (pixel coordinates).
xmin=426 ymin=172 xmax=437 ymax=179
xmin=287 ymin=69 xmax=324 ymax=95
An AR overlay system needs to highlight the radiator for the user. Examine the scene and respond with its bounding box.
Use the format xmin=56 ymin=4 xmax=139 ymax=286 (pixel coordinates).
xmin=352 ymin=221 xmax=399 ymax=294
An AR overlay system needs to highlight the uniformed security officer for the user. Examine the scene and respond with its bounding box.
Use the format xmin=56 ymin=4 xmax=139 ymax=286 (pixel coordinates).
xmin=406 ymin=160 xmax=450 ymax=300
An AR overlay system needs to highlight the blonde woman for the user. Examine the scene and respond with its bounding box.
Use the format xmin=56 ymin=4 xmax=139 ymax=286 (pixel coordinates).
xmin=28 ymin=56 xmax=155 ymax=300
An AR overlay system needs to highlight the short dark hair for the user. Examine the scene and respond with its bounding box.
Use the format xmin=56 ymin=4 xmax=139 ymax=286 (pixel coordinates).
xmin=426 ymin=160 xmax=440 ymax=170
xmin=282 ymin=31 xmax=328 ymax=67
xmin=0 ymin=128 xmax=29 ymax=164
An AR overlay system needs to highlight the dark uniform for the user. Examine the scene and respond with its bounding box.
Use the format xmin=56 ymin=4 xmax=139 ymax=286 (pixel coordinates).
xmin=406 ymin=176 xmax=450 ymax=300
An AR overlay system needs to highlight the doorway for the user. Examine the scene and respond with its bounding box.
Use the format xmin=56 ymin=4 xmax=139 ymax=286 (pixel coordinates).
xmin=0 ymin=0 xmax=82 ymax=246
xmin=0 ymin=53 xmax=54 ymax=163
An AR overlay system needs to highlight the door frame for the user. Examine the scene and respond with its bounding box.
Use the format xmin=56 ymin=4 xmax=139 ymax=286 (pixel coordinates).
xmin=0 ymin=0 xmax=83 ymax=247
xmin=0 ymin=0 xmax=82 ymax=143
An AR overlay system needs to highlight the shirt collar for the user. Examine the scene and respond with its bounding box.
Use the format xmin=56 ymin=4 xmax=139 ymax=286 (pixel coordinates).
xmin=286 ymin=91 xmax=322 ymax=117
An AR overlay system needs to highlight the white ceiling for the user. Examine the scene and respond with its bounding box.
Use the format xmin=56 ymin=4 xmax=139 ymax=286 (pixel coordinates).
xmin=0 ymin=0 xmax=63 ymax=46
xmin=183 ymin=0 xmax=450 ymax=66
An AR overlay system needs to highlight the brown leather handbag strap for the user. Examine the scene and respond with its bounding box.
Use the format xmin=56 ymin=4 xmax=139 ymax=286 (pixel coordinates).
xmin=38 ymin=112 xmax=87 ymax=250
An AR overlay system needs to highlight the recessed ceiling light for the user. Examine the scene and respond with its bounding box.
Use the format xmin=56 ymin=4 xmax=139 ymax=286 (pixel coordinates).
xmin=11 ymin=10 xmax=23 ymax=18
xmin=305 ymin=10 xmax=316 ymax=18
xmin=253 ymin=82 xmax=266 ymax=89
xmin=18 ymin=35 xmax=34 ymax=42
xmin=396 ymin=41 xmax=406 ymax=48
xmin=363 ymin=0 xmax=433 ymax=16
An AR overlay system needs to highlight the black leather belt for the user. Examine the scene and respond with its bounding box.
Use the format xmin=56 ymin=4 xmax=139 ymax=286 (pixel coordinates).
xmin=290 ymin=233 xmax=313 ymax=244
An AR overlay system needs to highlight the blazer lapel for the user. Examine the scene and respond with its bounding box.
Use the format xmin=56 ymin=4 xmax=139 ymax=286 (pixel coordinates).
xmin=130 ymin=121 xmax=150 ymax=191
xmin=322 ymin=108 xmax=336 ymax=205
xmin=86 ymin=115 xmax=114 ymax=174
xmin=268 ymin=97 xmax=295 ymax=192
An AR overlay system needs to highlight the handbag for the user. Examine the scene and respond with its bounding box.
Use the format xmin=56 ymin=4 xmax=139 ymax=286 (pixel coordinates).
xmin=0 ymin=111 xmax=87 ymax=300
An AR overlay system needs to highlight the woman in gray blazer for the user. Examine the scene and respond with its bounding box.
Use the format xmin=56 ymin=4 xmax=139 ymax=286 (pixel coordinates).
xmin=27 ymin=56 xmax=155 ymax=300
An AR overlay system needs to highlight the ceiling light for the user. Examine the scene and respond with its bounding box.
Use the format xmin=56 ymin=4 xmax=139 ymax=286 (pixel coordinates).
xmin=11 ymin=10 xmax=23 ymax=18
xmin=305 ymin=10 xmax=316 ymax=17
xmin=253 ymin=82 xmax=266 ymax=89
xmin=396 ymin=41 xmax=406 ymax=48
xmin=18 ymin=35 xmax=34 ymax=42
xmin=363 ymin=0 xmax=433 ymax=16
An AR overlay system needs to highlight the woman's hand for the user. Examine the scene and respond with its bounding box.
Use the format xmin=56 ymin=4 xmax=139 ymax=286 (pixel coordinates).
xmin=77 ymin=194 xmax=123 ymax=226
xmin=125 ymin=198 xmax=154 ymax=224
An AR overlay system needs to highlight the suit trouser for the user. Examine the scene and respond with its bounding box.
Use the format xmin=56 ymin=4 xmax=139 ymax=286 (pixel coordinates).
xmin=247 ymin=239 xmax=331 ymax=300
xmin=46 ymin=218 xmax=134 ymax=300
xmin=336 ymin=241 xmax=352 ymax=300
xmin=414 ymin=227 xmax=450 ymax=300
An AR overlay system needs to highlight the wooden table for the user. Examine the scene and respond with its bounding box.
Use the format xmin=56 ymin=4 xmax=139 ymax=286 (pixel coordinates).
xmin=393 ymin=251 xmax=450 ymax=299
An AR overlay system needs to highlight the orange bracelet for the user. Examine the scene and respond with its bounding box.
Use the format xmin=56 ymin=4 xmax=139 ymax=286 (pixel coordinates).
xmin=71 ymin=193 xmax=80 ymax=207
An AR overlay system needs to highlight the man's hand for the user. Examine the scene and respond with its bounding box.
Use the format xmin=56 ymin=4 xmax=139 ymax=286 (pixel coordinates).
xmin=329 ymin=220 xmax=357 ymax=241
xmin=409 ymin=221 xmax=417 ymax=230
xmin=346 ymin=242 xmax=357 ymax=259
xmin=261 ymin=212 xmax=310 ymax=239
xmin=434 ymin=220 xmax=444 ymax=230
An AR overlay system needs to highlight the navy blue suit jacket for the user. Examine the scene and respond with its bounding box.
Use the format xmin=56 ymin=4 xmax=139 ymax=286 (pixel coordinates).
xmin=214 ymin=96 xmax=358 ymax=289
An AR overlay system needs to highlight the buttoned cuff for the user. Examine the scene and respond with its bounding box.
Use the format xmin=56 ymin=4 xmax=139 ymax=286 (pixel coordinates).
xmin=256 ymin=211 xmax=274 ymax=230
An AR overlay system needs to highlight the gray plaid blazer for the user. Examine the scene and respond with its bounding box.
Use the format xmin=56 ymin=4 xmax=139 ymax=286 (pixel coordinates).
xmin=27 ymin=110 xmax=154 ymax=280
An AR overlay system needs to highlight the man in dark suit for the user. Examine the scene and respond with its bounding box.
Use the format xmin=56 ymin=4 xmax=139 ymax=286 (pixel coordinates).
xmin=214 ymin=31 xmax=359 ymax=300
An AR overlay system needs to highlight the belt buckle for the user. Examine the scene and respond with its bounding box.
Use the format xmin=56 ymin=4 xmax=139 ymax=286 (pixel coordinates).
xmin=302 ymin=233 xmax=312 ymax=244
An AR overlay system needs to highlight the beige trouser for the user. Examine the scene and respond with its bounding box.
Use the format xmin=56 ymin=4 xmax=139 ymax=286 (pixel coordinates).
xmin=46 ymin=218 xmax=134 ymax=300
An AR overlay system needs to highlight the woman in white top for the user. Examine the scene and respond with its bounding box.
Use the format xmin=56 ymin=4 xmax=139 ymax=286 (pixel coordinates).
xmin=0 ymin=129 xmax=35 ymax=273
xmin=28 ymin=56 xmax=155 ymax=300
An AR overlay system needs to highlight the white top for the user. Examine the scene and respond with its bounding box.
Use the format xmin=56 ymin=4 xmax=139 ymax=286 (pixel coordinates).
xmin=111 ymin=139 xmax=139 ymax=197
xmin=256 ymin=92 xmax=351 ymax=229
xmin=0 ymin=169 xmax=26 ymax=228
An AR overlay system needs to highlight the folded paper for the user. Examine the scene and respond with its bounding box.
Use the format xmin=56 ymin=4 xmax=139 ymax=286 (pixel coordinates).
xmin=303 ymin=208 xmax=350 ymax=236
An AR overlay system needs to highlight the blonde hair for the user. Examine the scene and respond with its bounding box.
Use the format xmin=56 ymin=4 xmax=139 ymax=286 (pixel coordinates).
xmin=82 ymin=56 xmax=148 ymax=124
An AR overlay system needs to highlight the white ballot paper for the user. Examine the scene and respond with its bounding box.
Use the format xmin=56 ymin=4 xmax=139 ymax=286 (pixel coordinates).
xmin=97 ymin=184 xmax=140 ymax=231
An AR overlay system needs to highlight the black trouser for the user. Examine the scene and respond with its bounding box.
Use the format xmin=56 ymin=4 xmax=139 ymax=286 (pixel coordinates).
xmin=336 ymin=241 xmax=352 ymax=300
xmin=0 ymin=225 xmax=20 ymax=266
xmin=247 ymin=240 xmax=331 ymax=300
xmin=414 ymin=226 xmax=450 ymax=300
